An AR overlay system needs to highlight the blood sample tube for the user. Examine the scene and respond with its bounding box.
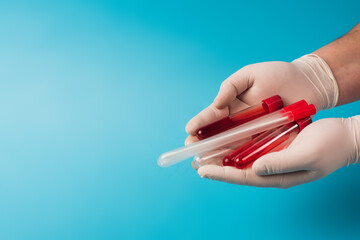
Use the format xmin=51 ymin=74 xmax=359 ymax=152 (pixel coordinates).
xmin=158 ymin=101 xmax=315 ymax=168
xmin=222 ymin=127 xmax=281 ymax=167
xmin=196 ymin=95 xmax=283 ymax=140
xmin=221 ymin=101 xmax=310 ymax=166
xmin=232 ymin=117 xmax=312 ymax=169
xmin=193 ymin=148 xmax=234 ymax=168
xmin=193 ymin=136 xmax=255 ymax=168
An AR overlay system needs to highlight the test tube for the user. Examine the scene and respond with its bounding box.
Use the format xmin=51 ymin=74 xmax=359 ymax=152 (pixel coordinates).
xmin=193 ymin=136 xmax=253 ymax=168
xmin=193 ymin=148 xmax=234 ymax=168
xmin=196 ymin=101 xmax=310 ymax=167
xmin=232 ymin=117 xmax=312 ymax=169
xmin=196 ymin=95 xmax=283 ymax=140
xmin=158 ymin=101 xmax=316 ymax=167
xmin=222 ymin=126 xmax=281 ymax=167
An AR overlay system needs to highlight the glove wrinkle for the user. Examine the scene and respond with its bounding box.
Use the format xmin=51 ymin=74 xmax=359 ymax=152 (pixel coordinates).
xmin=347 ymin=116 xmax=360 ymax=164
xmin=292 ymin=54 xmax=339 ymax=109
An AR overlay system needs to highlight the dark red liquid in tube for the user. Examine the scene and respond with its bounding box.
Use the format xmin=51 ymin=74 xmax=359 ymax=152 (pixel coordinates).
xmin=222 ymin=128 xmax=279 ymax=167
xmin=196 ymin=95 xmax=283 ymax=140
xmin=234 ymin=125 xmax=296 ymax=169
xmin=231 ymin=117 xmax=312 ymax=169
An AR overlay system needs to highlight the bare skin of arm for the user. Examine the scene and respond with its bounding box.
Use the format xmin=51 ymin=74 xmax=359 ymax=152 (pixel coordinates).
xmin=313 ymin=22 xmax=360 ymax=106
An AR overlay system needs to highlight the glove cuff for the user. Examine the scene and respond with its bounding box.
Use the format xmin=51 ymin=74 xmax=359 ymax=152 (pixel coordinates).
xmin=347 ymin=115 xmax=360 ymax=165
xmin=292 ymin=54 xmax=339 ymax=110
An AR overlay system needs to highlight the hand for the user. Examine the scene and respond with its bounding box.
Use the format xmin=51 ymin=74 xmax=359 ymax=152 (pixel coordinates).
xmin=185 ymin=54 xmax=338 ymax=145
xmin=196 ymin=116 xmax=360 ymax=188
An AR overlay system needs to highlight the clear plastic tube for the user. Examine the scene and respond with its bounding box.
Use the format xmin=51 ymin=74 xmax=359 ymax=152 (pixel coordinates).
xmin=158 ymin=101 xmax=316 ymax=167
xmin=196 ymin=95 xmax=283 ymax=140
xmin=193 ymin=148 xmax=234 ymax=168
xmin=193 ymin=137 xmax=252 ymax=168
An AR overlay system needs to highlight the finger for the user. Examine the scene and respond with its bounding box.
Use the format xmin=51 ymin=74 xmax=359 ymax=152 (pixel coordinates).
xmin=213 ymin=67 xmax=252 ymax=109
xmin=185 ymin=135 xmax=199 ymax=145
xmin=198 ymin=165 xmax=317 ymax=189
xmin=252 ymin=147 xmax=313 ymax=176
xmin=185 ymin=104 xmax=229 ymax=136
xmin=191 ymin=160 xmax=199 ymax=170
xmin=194 ymin=148 xmax=231 ymax=167
xmin=185 ymin=99 xmax=250 ymax=136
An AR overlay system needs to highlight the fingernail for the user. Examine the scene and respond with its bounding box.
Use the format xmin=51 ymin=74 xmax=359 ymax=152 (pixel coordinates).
xmin=198 ymin=172 xmax=207 ymax=178
xmin=198 ymin=171 xmax=214 ymax=180
xmin=198 ymin=166 xmax=219 ymax=180
xmin=202 ymin=175 xmax=214 ymax=180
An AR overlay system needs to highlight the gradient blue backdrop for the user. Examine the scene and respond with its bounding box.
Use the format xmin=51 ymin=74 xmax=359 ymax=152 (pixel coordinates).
xmin=0 ymin=0 xmax=359 ymax=239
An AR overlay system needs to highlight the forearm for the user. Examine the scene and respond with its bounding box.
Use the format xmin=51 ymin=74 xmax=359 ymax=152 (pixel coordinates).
xmin=313 ymin=22 xmax=360 ymax=106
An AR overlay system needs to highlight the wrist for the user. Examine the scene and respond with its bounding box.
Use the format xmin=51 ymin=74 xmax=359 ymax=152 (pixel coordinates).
xmin=344 ymin=115 xmax=360 ymax=165
xmin=291 ymin=54 xmax=339 ymax=110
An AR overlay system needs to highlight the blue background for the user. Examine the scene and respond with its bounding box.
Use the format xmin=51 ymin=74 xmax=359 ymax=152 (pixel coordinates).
xmin=0 ymin=0 xmax=360 ymax=239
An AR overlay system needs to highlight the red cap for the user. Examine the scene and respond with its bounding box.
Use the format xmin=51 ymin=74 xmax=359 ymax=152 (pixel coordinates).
xmin=295 ymin=117 xmax=312 ymax=132
xmin=262 ymin=95 xmax=283 ymax=113
xmin=289 ymin=104 xmax=316 ymax=121
xmin=283 ymin=100 xmax=308 ymax=112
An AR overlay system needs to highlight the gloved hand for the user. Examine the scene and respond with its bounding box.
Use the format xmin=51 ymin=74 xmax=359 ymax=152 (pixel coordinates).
xmin=197 ymin=116 xmax=360 ymax=188
xmin=185 ymin=54 xmax=339 ymax=144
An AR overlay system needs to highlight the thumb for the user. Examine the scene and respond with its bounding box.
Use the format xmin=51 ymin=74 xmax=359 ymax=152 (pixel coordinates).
xmin=252 ymin=147 xmax=312 ymax=175
xmin=214 ymin=67 xmax=252 ymax=109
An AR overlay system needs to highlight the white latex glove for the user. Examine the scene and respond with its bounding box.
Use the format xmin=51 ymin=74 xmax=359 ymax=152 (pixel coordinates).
xmin=197 ymin=116 xmax=360 ymax=188
xmin=185 ymin=54 xmax=338 ymax=144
